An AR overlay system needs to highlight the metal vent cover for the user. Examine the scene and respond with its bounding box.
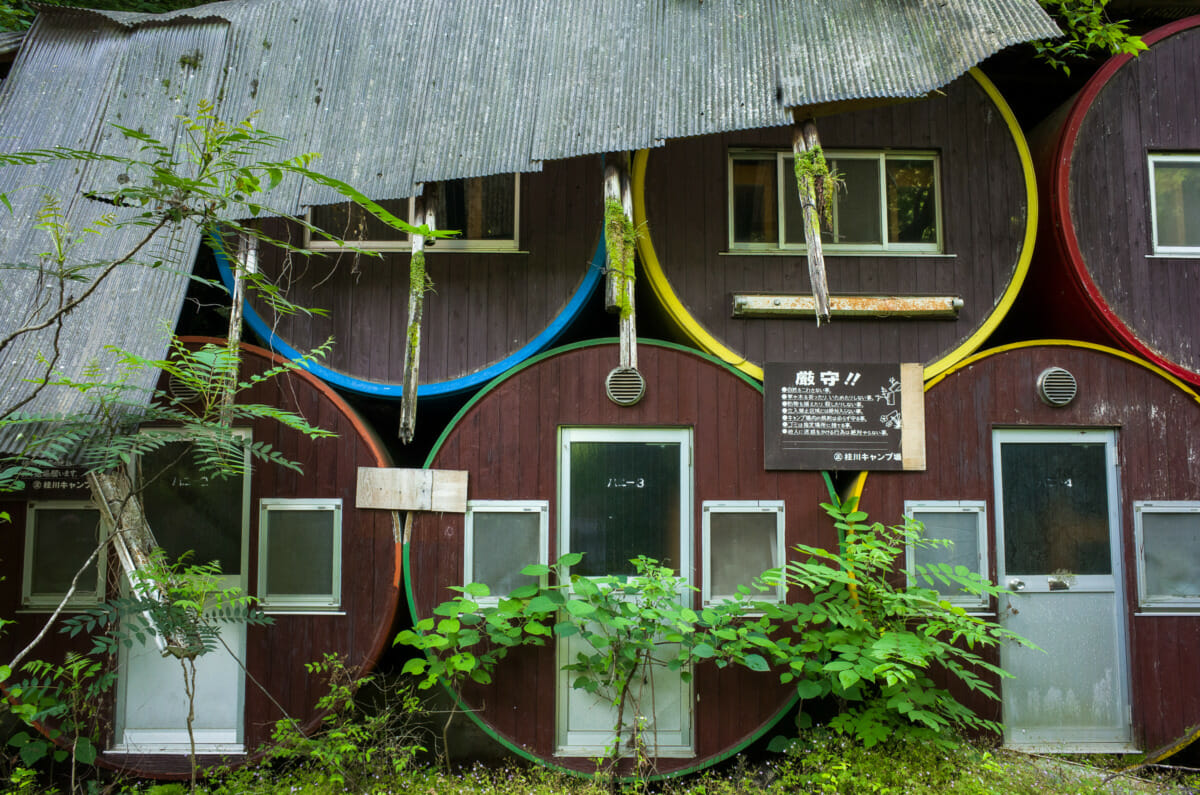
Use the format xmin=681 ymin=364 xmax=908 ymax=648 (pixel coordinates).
xmin=1037 ymin=367 xmax=1077 ymax=407
xmin=606 ymin=367 xmax=645 ymax=406
xmin=168 ymin=373 xmax=202 ymax=404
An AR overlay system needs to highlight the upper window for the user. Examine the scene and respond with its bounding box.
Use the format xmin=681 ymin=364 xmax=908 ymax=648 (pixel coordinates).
xmin=1149 ymin=154 xmax=1200 ymax=254
xmin=701 ymin=501 xmax=785 ymax=605
xmin=134 ymin=432 xmax=251 ymax=579
xmin=904 ymin=500 xmax=989 ymax=610
xmin=23 ymin=502 xmax=104 ymax=609
xmin=558 ymin=427 xmax=693 ymax=581
xmin=729 ymin=149 xmax=941 ymax=254
xmin=258 ymin=498 xmax=342 ymax=611
xmin=1134 ymin=501 xmax=1200 ymax=610
xmin=464 ymin=500 xmax=549 ymax=603
xmin=307 ymin=174 xmax=519 ymax=252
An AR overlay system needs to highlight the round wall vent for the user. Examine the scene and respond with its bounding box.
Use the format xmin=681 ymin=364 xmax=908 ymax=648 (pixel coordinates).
xmin=606 ymin=367 xmax=645 ymax=406
xmin=1037 ymin=367 xmax=1077 ymax=407
xmin=168 ymin=373 xmax=203 ymax=404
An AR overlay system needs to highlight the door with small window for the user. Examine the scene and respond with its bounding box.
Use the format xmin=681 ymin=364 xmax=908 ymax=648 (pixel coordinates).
xmin=992 ymin=429 xmax=1132 ymax=750
xmin=556 ymin=427 xmax=693 ymax=757
xmin=113 ymin=437 xmax=249 ymax=754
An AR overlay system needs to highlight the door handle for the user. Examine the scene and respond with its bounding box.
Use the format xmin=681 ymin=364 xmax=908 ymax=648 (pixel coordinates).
xmin=1007 ymin=578 xmax=1025 ymax=591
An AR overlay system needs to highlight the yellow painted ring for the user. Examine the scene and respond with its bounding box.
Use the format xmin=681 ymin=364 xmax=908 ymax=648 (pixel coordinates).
xmin=633 ymin=67 xmax=1039 ymax=384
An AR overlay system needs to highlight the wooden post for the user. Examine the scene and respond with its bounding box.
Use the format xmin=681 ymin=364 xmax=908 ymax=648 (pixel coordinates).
xmin=791 ymin=113 xmax=832 ymax=324
xmin=399 ymin=184 xmax=436 ymax=443
xmin=604 ymin=154 xmax=638 ymax=370
xmin=220 ymin=233 xmax=257 ymax=427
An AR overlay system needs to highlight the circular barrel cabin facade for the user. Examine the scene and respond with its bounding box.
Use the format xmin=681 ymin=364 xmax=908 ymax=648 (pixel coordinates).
xmin=635 ymin=69 xmax=1035 ymax=382
xmin=0 ymin=339 xmax=400 ymax=778
xmin=219 ymin=155 xmax=605 ymax=398
xmin=858 ymin=342 xmax=1200 ymax=752
xmin=1032 ymin=17 xmax=1200 ymax=386
xmin=406 ymin=340 xmax=839 ymax=776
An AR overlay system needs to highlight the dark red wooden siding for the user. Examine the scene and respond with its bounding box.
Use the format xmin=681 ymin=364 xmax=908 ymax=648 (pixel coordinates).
xmin=1044 ymin=19 xmax=1200 ymax=384
xmin=249 ymin=155 xmax=602 ymax=387
xmin=641 ymin=74 xmax=1027 ymax=368
xmin=860 ymin=344 xmax=1200 ymax=750
xmin=410 ymin=342 xmax=833 ymax=775
xmin=0 ymin=341 xmax=399 ymax=778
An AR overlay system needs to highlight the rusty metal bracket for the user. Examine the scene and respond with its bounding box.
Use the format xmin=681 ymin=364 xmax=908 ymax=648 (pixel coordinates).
xmin=731 ymin=293 xmax=963 ymax=319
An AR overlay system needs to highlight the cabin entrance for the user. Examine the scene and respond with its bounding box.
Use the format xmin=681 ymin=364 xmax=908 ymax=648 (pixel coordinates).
xmin=992 ymin=429 xmax=1132 ymax=751
xmin=555 ymin=427 xmax=694 ymax=757
xmin=112 ymin=438 xmax=249 ymax=754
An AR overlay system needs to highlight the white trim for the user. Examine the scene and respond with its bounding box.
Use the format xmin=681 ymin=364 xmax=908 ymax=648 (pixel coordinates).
xmin=1147 ymin=153 xmax=1200 ymax=255
xmin=305 ymin=174 xmax=521 ymax=252
xmin=1132 ymin=500 xmax=1200 ymax=610
xmin=257 ymin=498 xmax=343 ymax=611
xmin=700 ymin=500 xmax=785 ymax=606
xmin=728 ymin=148 xmax=942 ymax=254
xmin=463 ymin=499 xmax=549 ymax=604
xmin=22 ymin=501 xmax=105 ymax=610
xmin=903 ymin=499 xmax=989 ymax=610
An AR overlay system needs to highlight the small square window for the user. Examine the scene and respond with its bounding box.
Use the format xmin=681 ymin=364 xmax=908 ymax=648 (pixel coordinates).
xmin=258 ymin=498 xmax=341 ymax=610
xmin=905 ymin=500 xmax=989 ymax=610
xmin=701 ymin=501 xmax=785 ymax=605
xmin=307 ymin=174 xmax=520 ymax=252
xmin=1149 ymin=154 xmax=1200 ymax=254
xmin=464 ymin=500 xmax=549 ymax=602
xmin=1134 ymin=502 xmax=1200 ymax=609
xmin=23 ymin=502 xmax=104 ymax=609
xmin=729 ymin=149 xmax=941 ymax=253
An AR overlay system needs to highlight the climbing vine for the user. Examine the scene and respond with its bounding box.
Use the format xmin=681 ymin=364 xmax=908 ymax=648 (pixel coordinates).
xmin=604 ymin=197 xmax=637 ymax=320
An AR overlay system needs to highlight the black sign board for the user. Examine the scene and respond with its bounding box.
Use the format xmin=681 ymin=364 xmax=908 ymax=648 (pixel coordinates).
xmin=764 ymin=362 xmax=925 ymax=471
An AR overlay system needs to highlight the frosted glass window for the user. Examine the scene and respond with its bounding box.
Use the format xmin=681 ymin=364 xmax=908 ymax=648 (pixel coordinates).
xmin=308 ymin=174 xmax=519 ymax=251
xmin=1135 ymin=503 xmax=1200 ymax=609
xmin=1150 ymin=155 xmax=1200 ymax=252
xmin=906 ymin=501 xmax=988 ymax=609
xmin=258 ymin=499 xmax=341 ymax=610
xmin=702 ymin=502 xmax=785 ymax=605
xmin=731 ymin=149 xmax=940 ymax=252
xmin=23 ymin=503 xmax=103 ymax=608
xmin=465 ymin=501 xmax=549 ymax=601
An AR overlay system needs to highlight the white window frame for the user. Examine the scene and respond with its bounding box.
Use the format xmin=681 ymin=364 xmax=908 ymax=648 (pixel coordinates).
xmin=727 ymin=148 xmax=942 ymax=254
xmin=1133 ymin=501 xmax=1200 ymax=610
xmin=257 ymin=498 xmax=343 ymax=612
xmin=1148 ymin=153 xmax=1200 ymax=256
xmin=304 ymin=174 xmax=521 ymax=253
xmin=22 ymin=501 xmax=105 ymax=610
xmin=131 ymin=427 xmax=252 ymax=586
xmin=464 ymin=499 xmax=549 ymax=605
xmin=701 ymin=500 xmax=785 ymax=606
xmin=904 ymin=499 xmax=989 ymax=611
xmin=558 ymin=426 xmax=694 ymax=584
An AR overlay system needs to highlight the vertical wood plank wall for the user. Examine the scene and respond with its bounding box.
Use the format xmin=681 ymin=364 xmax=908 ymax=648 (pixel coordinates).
xmin=640 ymin=75 xmax=1027 ymax=369
xmin=409 ymin=342 xmax=832 ymax=774
xmin=859 ymin=344 xmax=1200 ymax=750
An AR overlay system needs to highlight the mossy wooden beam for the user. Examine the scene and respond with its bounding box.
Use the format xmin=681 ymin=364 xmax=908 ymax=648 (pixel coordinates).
xmin=399 ymin=185 xmax=436 ymax=443
xmin=791 ymin=113 xmax=832 ymax=324
xmin=604 ymin=153 xmax=638 ymax=369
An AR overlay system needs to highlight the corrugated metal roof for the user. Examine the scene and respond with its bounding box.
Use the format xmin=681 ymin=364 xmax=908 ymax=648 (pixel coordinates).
xmin=0 ymin=0 xmax=1058 ymax=450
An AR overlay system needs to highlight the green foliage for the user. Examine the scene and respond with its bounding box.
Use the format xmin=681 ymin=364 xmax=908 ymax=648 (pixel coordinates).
xmin=1034 ymin=0 xmax=1147 ymax=75
xmin=792 ymin=146 xmax=839 ymax=231
xmin=5 ymin=652 xmax=114 ymax=791
xmin=264 ymin=653 xmax=427 ymax=792
xmin=604 ymin=198 xmax=637 ymax=320
xmin=755 ymin=499 xmax=1033 ymax=748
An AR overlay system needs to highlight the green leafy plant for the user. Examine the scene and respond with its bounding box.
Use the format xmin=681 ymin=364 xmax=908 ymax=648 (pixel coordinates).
xmin=756 ymin=498 xmax=1034 ymax=749
xmin=264 ymin=653 xmax=427 ymax=792
xmin=1034 ymin=0 xmax=1147 ymax=75
xmin=61 ymin=550 xmax=272 ymax=794
xmin=5 ymin=652 xmax=114 ymax=793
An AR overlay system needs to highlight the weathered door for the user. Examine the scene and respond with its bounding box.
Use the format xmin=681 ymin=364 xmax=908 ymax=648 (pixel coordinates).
xmin=992 ymin=429 xmax=1132 ymax=750
xmin=112 ymin=438 xmax=249 ymax=754
xmin=556 ymin=427 xmax=694 ymax=757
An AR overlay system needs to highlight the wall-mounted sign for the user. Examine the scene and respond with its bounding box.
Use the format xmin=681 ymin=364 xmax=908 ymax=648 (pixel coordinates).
xmin=764 ymin=362 xmax=926 ymax=471
xmin=27 ymin=466 xmax=90 ymax=499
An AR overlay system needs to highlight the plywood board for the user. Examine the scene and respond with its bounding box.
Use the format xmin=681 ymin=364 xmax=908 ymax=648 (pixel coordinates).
xmin=356 ymin=468 xmax=468 ymax=512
